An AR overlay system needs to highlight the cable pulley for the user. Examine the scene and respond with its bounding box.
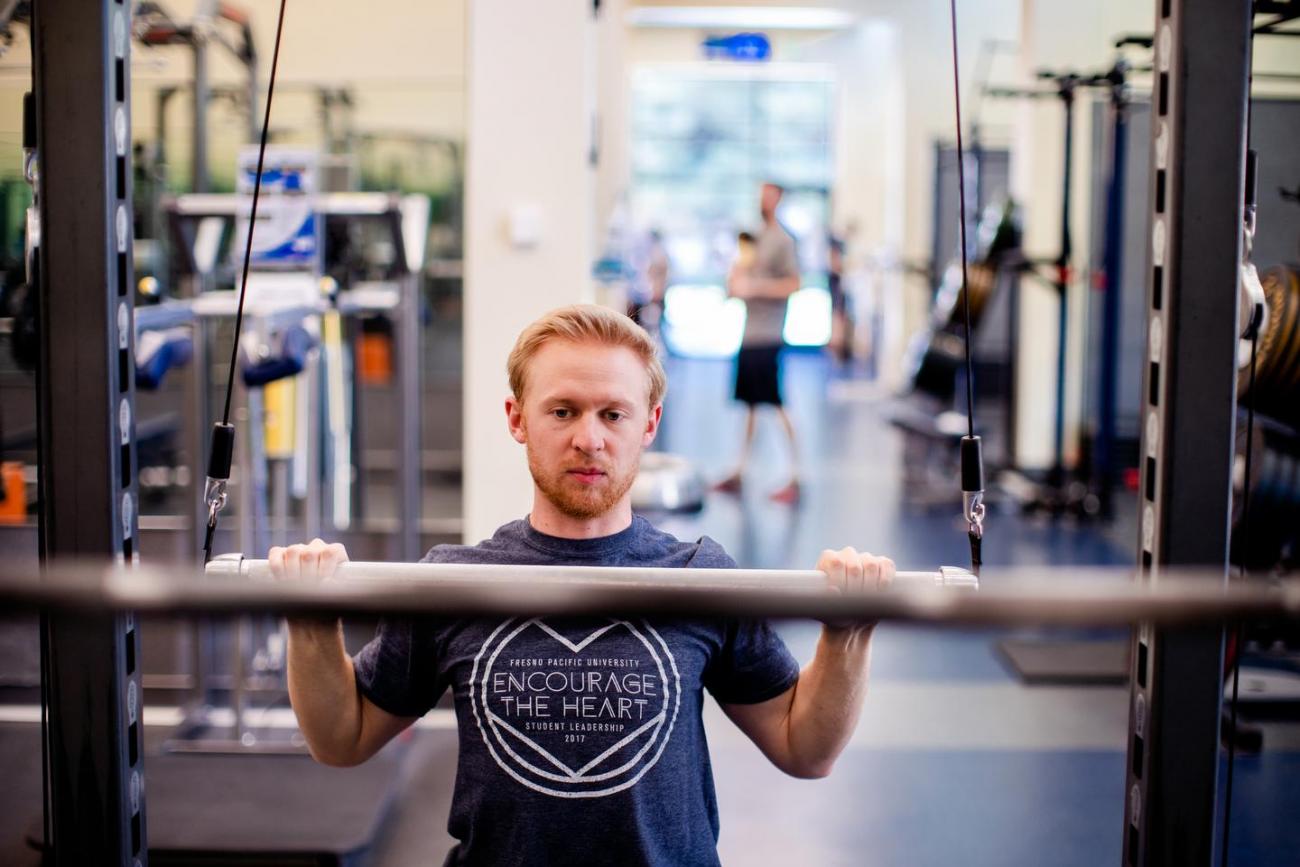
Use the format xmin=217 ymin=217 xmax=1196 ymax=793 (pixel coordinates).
xmin=201 ymin=0 xmax=288 ymax=564
xmin=947 ymin=0 xmax=986 ymax=574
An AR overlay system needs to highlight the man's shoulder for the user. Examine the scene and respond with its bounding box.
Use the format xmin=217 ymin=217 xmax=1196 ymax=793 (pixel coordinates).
xmin=417 ymin=516 xmax=737 ymax=569
xmin=418 ymin=519 xmax=533 ymax=565
xmin=632 ymin=515 xmax=736 ymax=569
xmin=688 ymin=534 xmax=737 ymax=569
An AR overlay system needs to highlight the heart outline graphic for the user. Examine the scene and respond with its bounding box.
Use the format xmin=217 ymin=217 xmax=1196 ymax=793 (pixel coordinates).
xmin=469 ymin=617 xmax=682 ymax=799
xmin=482 ymin=619 xmax=668 ymax=783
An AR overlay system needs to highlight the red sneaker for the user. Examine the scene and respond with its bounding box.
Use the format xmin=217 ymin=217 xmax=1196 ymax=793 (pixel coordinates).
xmin=712 ymin=474 xmax=743 ymax=494
xmin=769 ymin=481 xmax=801 ymax=504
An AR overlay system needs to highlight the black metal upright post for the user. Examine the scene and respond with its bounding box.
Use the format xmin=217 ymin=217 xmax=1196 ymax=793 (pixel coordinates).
xmin=1124 ymin=1 xmax=1252 ymax=865
xmin=33 ymin=1 xmax=146 ymax=864
xmin=1049 ymin=77 xmax=1076 ymax=490
xmin=1096 ymin=70 xmax=1129 ymax=518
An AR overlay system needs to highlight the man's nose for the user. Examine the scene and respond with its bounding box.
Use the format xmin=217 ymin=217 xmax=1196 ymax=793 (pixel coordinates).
xmin=572 ymin=414 xmax=605 ymax=453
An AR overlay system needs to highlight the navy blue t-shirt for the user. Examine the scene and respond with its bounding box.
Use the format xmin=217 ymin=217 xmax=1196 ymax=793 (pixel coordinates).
xmin=353 ymin=515 xmax=800 ymax=866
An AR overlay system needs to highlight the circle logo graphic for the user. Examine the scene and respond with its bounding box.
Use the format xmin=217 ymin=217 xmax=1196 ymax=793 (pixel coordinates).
xmin=469 ymin=617 xmax=681 ymax=799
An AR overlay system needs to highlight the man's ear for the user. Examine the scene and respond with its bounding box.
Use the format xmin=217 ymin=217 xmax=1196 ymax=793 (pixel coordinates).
xmin=642 ymin=403 xmax=663 ymax=448
xmin=505 ymin=396 xmax=527 ymax=444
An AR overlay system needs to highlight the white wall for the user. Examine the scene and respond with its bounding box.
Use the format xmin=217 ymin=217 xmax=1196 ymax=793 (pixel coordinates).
xmin=462 ymin=0 xmax=598 ymax=543
xmin=0 ymin=1 xmax=469 ymax=184
xmin=595 ymin=0 xmax=632 ymax=239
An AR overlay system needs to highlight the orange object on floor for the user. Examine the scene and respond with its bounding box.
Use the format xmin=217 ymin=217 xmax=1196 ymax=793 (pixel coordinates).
xmin=358 ymin=331 xmax=393 ymax=386
xmin=0 ymin=461 xmax=27 ymax=523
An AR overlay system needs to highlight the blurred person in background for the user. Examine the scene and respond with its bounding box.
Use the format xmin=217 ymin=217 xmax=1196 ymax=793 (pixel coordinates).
xmin=826 ymin=232 xmax=853 ymax=364
xmin=629 ymin=228 xmax=670 ymax=335
xmin=715 ymin=182 xmax=802 ymax=504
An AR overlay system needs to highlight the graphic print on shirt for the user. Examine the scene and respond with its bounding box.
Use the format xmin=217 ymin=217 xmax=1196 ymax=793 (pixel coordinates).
xmin=468 ymin=617 xmax=682 ymax=799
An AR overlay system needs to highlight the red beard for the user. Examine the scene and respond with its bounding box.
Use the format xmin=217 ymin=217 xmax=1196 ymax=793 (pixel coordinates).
xmin=527 ymin=448 xmax=640 ymax=520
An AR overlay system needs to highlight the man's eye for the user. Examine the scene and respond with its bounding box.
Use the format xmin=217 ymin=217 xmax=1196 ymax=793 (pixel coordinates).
xmin=553 ymin=408 xmax=572 ymax=419
xmin=604 ymin=411 xmax=624 ymax=422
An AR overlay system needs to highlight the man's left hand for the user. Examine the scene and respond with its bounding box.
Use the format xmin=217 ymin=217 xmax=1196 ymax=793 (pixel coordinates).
xmin=816 ymin=547 xmax=895 ymax=637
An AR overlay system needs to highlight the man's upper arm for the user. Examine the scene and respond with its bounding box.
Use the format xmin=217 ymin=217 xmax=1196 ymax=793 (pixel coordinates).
xmin=765 ymin=236 xmax=800 ymax=298
xmin=353 ymin=693 xmax=418 ymax=763
xmin=719 ymin=686 xmax=798 ymax=771
xmin=352 ymin=616 xmax=446 ymax=724
xmin=777 ymin=234 xmax=799 ymax=277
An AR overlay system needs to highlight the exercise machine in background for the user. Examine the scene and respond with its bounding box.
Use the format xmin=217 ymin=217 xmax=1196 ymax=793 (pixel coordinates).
xmin=157 ymin=146 xmax=429 ymax=752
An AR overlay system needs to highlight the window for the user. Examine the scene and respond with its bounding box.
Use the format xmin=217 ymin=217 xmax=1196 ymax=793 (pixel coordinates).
xmin=629 ymin=65 xmax=835 ymax=355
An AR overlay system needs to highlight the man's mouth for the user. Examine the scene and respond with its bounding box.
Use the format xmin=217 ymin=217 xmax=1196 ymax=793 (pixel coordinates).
xmin=566 ymin=467 xmax=607 ymax=485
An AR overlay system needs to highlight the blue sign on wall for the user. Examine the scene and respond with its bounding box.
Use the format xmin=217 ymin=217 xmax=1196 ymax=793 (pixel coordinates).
xmin=702 ymin=32 xmax=771 ymax=62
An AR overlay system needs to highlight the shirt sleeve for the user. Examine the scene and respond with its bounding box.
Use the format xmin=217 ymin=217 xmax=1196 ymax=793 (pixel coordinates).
xmin=687 ymin=537 xmax=800 ymax=704
xmin=704 ymin=618 xmax=801 ymax=705
xmin=353 ymin=617 xmax=446 ymax=718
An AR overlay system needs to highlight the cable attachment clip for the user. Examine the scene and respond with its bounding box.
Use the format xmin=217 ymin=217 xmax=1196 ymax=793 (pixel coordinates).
xmin=203 ymin=478 xmax=228 ymax=527
xmin=961 ymin=435 xmax=985 ymax=575
xmin=201 ymin=422 xmax=236 ymax=562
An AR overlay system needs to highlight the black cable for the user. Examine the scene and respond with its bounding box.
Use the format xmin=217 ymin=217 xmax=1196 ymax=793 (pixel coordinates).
xmin=202 ymin=0 xmax=287 ymax=565
xmin=24 ymin=15 xmax=51 ymax=849
xmin=948 ymin=0 xmax=976 ymax=440
xmin=221 ymin=0 xmax=287 ymax=428
xmin=38 ymin=611 xmax=50 ymax=854
xmin=949 ymin=0 xmax=985 ymax=575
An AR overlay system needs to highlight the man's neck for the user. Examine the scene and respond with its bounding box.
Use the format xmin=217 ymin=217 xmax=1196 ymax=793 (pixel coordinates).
xmin=528 ymin=495 xmax=634 ymax=540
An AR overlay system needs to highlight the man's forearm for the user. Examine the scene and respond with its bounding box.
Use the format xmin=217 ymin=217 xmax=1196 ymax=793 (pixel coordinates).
xmin=286 ymin=619 xmax=365 ymax=765
xmin=784 ymin=627 xmax=873 ymax=777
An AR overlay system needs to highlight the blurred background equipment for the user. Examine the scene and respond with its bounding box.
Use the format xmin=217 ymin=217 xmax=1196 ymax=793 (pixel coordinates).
xmin=1 ymin=1 xmax=1300 ymax=866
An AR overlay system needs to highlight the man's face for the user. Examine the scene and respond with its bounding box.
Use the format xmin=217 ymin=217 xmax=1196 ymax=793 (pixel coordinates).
xmin=506 ymin=340 xmax=661 ymax=520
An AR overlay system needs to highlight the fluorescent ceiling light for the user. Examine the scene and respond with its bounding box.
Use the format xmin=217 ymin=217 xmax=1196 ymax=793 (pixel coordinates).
xmin=627 ymin=6 xmax=855 ymax=31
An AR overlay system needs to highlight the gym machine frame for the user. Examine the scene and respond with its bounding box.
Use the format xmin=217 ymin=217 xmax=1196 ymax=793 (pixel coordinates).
xmin=1123 ymin=1 xmax=1252 ymax=865
xmin=32 ymin=1 xmax=148 ymax=863
xmin=164 ymin=190 xmax=427 ymax=753
xmin=167 ymin=190 xmax=426 ymax=561
xmin=22 ymin=1 xmax=1273 ymax=866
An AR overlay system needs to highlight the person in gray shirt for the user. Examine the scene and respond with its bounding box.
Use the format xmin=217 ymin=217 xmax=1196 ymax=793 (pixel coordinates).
xmin=269 ymin=305 xmax=894 ymax=866
xmin=715 ymin=182 xmax=803 ymax=503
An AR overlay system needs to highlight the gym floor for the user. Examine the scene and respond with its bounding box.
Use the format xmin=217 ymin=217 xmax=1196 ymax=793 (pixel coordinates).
xmin=2 ymin=350 xmax=1296 ymax=865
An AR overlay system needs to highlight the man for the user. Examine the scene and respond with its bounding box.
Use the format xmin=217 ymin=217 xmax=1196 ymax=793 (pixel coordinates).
xmin=627 ymin=228 xmax=669 ymax=334
xmin=273 ymin=305 xmax=893 ymax=866
xmin=716 ymin=182 xmax=802 ymax=503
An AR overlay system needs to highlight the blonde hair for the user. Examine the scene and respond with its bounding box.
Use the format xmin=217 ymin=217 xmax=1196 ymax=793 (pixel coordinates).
xmin=507 ymin=304 xmax=667 ymax=409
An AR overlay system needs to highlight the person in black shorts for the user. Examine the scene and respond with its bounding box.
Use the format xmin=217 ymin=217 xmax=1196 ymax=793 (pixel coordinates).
xmin=715 ymin=184 xmax=802 ymax=503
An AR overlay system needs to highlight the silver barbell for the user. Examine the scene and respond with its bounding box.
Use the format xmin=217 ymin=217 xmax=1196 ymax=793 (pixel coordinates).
xmin=1 ymin=555 xmax=1297 ymax=627
xmin=205 ymin=555 xmax=981 ymax=592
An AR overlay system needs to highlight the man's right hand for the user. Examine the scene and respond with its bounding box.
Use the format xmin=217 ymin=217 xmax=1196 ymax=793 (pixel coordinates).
xmin=269 ymin=539 xmax=409 ymax=767
xmin=268 ymin=538 xmax=349 ymax=583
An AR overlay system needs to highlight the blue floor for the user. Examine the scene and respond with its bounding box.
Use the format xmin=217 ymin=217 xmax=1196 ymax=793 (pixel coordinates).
xmin=713 ymin=750 xmax=1126 ymax=867
xmin=651 ymin=350 xmax=1299 ymax=866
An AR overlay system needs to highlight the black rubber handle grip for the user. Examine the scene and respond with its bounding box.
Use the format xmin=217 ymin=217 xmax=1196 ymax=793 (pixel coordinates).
xmin=207 ymin=423 xmax=235 ymax=480
xmin=1244 ymin=150 xmax=1258 ymax=210
xmin=961 ymin=435 xmax=984 ymax=492
xmin=23 ymin=92 xmax=35 ymax=150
